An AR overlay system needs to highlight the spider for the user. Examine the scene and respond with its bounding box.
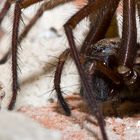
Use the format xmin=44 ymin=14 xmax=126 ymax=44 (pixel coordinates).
xmin=0 ymin=0 xmax=140 ymax=140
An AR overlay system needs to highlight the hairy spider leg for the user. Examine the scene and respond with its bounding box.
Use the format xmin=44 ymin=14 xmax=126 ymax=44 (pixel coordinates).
xmin=0 ymin=0 xmax=11 ymax=25
xmin=54 ymin=49 xmax=121 ymax=116
xmin=6 ymin=0 xmax=74 ymax=110
xmin=54 ymin=0 xmax=120 ymax=116
xmin=54 ymin=48 xmax=71 ymax=116
xmin=8 ymin=0 xmax=22 ymax=110
xmin=0 ymin=0 xmax=45 ymax=26
xmin=7 ymin=0 xmax=76 ymax=110
xmin=118 ymin=0 xmax=137 ymax=68
xmin=0 ymin=0 xmax=74 ymax=64
xmin=0 ymin=0 xmax=44 ymax=64
xmin=80 ymin=0 xmax=120 ymax=56
xmin=64 ymin=0 xmax=121 ymax=139
xmin=20 ymin=0 xmax=43 ymax=8
xmin=117 ymin=0 xmax=138 ymax=86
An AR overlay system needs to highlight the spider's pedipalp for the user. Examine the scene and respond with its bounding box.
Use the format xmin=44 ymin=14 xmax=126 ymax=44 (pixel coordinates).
xmin=54 ymin=48 xmax=71 ymax=116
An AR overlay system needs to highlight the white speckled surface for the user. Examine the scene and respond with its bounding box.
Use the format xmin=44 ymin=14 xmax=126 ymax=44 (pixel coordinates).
xmin=0 ymin=110 xmax=62 ymax=140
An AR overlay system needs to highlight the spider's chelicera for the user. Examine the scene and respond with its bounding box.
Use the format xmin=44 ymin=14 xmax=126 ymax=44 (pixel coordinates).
xmin=0 ymin=0 xmax=140 ymax=140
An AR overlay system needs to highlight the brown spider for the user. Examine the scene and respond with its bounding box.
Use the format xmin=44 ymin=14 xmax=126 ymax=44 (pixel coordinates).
xmin=1 ymin=0 xmax=140 ymax=140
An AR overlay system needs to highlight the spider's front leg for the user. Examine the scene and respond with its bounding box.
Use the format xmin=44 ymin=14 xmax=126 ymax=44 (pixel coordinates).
xmin=117 ymin=0 xmax=139 ymax=91
xmin=0 ymin=0 xmax=11 ymax=25
xmin=54 ymin=49 xmax=71 ymax=116
xmin=64 ymin=0 xmax=120 ymax=139
xmin=8 ymin=0 xmax=22 ymax=110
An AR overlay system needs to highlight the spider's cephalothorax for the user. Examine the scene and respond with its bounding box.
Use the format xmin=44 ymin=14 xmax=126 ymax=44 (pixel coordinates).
xmin=81 ymin=38 xmax=121 ymax=102
xmin=82 ymin=38 xmax=140 ymax=106
xmin=1 ymin=0 xmax=140 ymax=140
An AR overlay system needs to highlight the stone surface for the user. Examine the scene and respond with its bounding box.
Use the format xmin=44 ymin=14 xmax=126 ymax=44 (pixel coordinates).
xmin=0 ymin=111 xmax=62 ymax=140
xmin=18 ymin=95 xmax=140 ymax=140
